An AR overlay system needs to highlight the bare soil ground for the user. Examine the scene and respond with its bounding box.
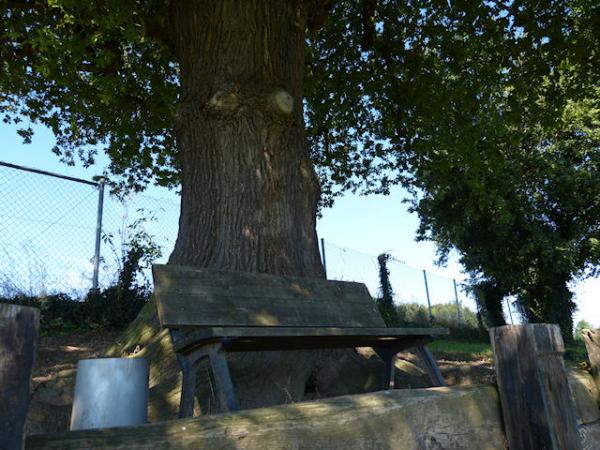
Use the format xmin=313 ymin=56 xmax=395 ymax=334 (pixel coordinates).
xmin=32 ymin=333 xmax=497 ymax=387
xmin=26 ymin=332 xmax=120 ymax=435
xmin=32 ymin=332 xmax=121 ymax=384
xmin=27 ymin=333 xmax=496 ymax=435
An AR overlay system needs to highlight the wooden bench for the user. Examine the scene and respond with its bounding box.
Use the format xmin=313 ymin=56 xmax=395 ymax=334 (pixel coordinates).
xmin=152 ymin=264 xmax=449 ymax=417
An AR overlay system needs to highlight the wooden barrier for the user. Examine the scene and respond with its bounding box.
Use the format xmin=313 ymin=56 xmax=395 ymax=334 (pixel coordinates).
xmin=0 ymin=304 xmax=40 ymax=450
xmin=26 ymin=385 xmax=506 ymax=449
xmin=490 ymin=324 xmax=583 ymax=450
xmin=582 ymin=329 xmax=600 ymax=390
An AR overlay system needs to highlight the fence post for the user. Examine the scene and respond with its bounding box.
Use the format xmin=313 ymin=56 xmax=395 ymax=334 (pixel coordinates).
xmin=320 ymin=238 xmax=327 ymax=279
xmin=452 ymin=279 xmax=462 ymax=325
xmin=92 ymin=178 xmax=105 ymax=290
xmin=506 ymin=298 xmax=514 ymax=324
xmin=422 ymin=270 xmax=433 ymax=323
xmin=0 ymin=304 xmax=40 ymax=450
xmin=582 ymin=329 xmax=599 ymax=389
xmin=490 ymin=324 xmax=582 ymax=450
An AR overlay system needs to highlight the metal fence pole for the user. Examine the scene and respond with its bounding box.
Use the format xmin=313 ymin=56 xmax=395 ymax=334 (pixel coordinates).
xmin=506 ymin=298 xmax=514 ymax=324
xmin=92 ymin=178 xmax=105 ymax=291
xmin=422 ymin=270 xmax=433 ymax=323
xmin=453 ymin=279 xmax=462 ymax=324
xmin=320 ymin=238 xmax=327 ymax=278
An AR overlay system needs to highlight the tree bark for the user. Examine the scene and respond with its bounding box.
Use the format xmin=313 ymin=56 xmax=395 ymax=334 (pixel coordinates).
xmin=161 ymin=0 xmax=331 ymax=412
xmin=168 ymin=0 xmax=323 ymax=278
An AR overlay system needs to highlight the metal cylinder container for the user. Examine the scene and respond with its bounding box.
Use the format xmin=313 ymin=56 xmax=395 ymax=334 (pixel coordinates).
xmin=70 ymin=357 xmax=149 ymax=430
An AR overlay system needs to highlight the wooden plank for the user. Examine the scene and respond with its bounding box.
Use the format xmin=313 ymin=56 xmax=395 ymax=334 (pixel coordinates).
xmin=490 ymin=324 xmax=582 ymax=450
xmin=153 ymin=264 xmax=384 ymax=328
xmin=0 ymin=304 xmax=40 ymax=450
xmin=157 ymin=294 xmax=383 ymax=328
xmin=177 ymin=334 xmax=434 ymax=354
xmin=172 ymin=327 xmax=448 ymax=353
xmin=158 ymin=279 xmax=373 ymax=303
xmin=153 ymin=264 xmax=369 ymax=293
xmin=582 ymin=329 xmax=599 ymax=390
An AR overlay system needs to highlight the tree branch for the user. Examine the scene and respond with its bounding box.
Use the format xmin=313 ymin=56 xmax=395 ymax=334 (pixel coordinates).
xmin=305 ymin=0 xmax=337 ymax=31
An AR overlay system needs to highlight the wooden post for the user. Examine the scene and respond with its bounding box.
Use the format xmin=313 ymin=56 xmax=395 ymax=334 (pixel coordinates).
xmin=582 ymin=329 xmax=600 ymax=390
xmin=490 ymin=324 xmax=582 ymax=450
xmin=0 ymin=304 xmax=40 ymax=450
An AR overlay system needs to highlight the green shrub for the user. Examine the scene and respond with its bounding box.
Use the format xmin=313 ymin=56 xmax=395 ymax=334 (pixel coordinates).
xmin=0 ymin=284 xmax=149 ymax=334
xmin=0 ymin=218 xmax=160 ymax=334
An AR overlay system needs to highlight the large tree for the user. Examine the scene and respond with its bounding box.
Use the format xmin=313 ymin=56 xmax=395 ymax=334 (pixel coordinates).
xmin=2 ymin=0 xmax=595 ymax=408
xmin=305 ymin=0 xmax=600 ymax=340
xmin=2 ymin=0 xmax=330 ymax=276
xmin=4 ymin=0 xmax=590 ymax=273
xmin=409 ymin=90 xmax=600 ymax=341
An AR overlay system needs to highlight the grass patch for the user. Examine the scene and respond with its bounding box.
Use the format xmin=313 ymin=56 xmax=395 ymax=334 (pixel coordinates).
xmin=429 ymin=338 xmax=589 ymax=366
xmin=428 ymin=339 xmax=493 ymax=360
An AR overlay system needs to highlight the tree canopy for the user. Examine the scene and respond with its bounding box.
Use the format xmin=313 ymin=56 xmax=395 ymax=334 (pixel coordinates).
xmin=2 ymin=0 xmax=599 ymax=334
xmin=3 ymin=1 xmax=596 ymax=192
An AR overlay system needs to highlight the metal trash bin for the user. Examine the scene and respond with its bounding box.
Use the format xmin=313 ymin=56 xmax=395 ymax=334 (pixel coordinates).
xmin=70 ymin=357 xmax=149 ymax=430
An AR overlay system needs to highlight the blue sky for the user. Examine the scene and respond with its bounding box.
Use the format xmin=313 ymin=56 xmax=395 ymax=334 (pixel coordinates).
xmin=1 ymin=121 xmax=598 ymax=327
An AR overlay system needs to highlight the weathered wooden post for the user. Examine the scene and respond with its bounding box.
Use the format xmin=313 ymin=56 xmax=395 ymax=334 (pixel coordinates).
xmin=490 ymin=324 xmax=582 ymax=450
xmin=582 ymin=328 xmax=600 ymax=390
xmin=0 ymin=304 xmax=40 ymax=450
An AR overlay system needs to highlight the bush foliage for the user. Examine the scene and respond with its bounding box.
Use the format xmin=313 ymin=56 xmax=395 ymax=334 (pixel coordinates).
xmin=0 ymin=224 xmax=157 ymax=334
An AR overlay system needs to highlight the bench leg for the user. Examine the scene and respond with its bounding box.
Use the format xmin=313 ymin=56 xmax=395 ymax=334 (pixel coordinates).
xmin=374 ymin=347 xmax=396 ymax=390
xmin=209 ymin=347 xmax=240 ymax=412
xmin=177 ymin=353 xmax=197 ymax=418
xmin=415 ymin=345 xmax=446 ymax=387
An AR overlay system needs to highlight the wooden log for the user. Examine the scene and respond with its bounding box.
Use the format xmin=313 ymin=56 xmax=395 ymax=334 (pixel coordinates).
xmin=490 ymin=324 xmax=583 ymax=450
xmin=581 ymin=329 xmax=600 ymax=390
xmin=0 ymin=304 xmax=40 ymax=450
xmin=27 ymin=385 xmax=506 ymax=450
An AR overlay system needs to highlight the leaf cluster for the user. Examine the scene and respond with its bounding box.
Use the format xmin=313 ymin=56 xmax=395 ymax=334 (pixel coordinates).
xmin=1 ymin=0 xmax=178 ymax=192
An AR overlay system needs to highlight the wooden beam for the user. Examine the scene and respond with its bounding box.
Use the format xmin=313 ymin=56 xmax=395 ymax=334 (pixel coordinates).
xmin=490 ymin=324 xmax=582 ymax=450
xmin=0 ymin=304 xmax=40 ymax=450
xmin=582 ymin=329 xmax=600 ymax=390
xmin=27 ymin=386 xmax=506 ymax=450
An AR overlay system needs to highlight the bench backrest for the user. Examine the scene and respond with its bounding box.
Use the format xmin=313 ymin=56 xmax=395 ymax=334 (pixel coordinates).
xmin=152 ymin=264 xmax=385 ymax=328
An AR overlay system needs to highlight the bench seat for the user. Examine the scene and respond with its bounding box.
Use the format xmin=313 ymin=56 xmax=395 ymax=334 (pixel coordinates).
xmin=153 ymin=264 xmax=449 ymax=417
xmin=173 ymin=326 xmax=448 ymax=353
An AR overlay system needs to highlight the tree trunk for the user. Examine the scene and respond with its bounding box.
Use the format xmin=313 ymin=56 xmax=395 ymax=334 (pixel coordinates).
xmin=162 ymin=0 xmax=327 ymax=412
xmin=474 ymin=280 xmax=507 ymax=328
xmin=168 ymin=0 xmax=323 ymax=278
xmin=519 ymin=274 xmax=576 ymax=344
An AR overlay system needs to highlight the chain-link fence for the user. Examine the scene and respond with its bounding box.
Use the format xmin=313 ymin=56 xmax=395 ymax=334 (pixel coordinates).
xmin=0 ymin=161 xmax=179 ymax=297
xmin=0 ymin=160 xmax=517 ymax=325
xmin=320 ymin=240 xmax=517 ymax=325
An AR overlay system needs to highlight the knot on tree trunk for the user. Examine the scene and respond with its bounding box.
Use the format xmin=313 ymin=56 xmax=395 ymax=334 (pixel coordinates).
xmin=206 ymin=85 xmax=294 ymax=121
